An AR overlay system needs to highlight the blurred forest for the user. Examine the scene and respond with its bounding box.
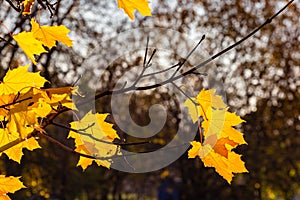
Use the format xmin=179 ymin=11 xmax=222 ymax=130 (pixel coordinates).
xmin=0 ymin=0 xmax=300 ymax=199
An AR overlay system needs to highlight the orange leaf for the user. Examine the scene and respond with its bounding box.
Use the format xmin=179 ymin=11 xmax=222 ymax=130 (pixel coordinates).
xmin=208 ymin=136 xmax=238 ymax=158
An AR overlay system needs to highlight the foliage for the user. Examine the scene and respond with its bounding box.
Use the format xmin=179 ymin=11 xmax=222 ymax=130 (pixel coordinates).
xmin=185 ymin=89 xmax=247 ymax=183
xmin=0 ymin=175 xmax=25 ymax=200
xmin=0 ymin=0 xmax=297 ymax=199
xmin=13 ymin=19 xmax=72 ymax=64
xmin=117 ymin=0 xmax=152 ymax=20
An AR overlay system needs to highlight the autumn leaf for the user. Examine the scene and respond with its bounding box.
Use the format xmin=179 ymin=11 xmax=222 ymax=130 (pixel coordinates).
xmin=13 ymin=19 xmax=72 ymax=64
xmin=0 ymin=94 xmax=15 ymax=120
xmin=202 ymin=108 xmax=246 ymax=144
xmin=31 ymin=19 xmax=73 ymax=48
xmin=1 ymin=98 xmax=41 ymax=163
xmin=41 ymin=87 xmax=77 ymax=110
xmin=0 ymin=65 xmax=47 ymax=95
xmin=185 ymin=89 xmax=248 ymax=183
xmin=68 ymin=111 xmax=120 ymax=170
xmin=22 ymin=0 xmax=35 ymax=15
xmin=13 ymin=32 xmax=47 ymax=64
xmin=0 ymin=66 xmax=76 ymax=163
xmin=0 ymin=128 xmax=40 ymax=163
xmin=30 ymin=87 xmax=77 ymax=118
xmin=189 ymin=142 xmax=248 ymax=183
xmin=0 ymin=175 xmax=25 ymax=200
xmin=117 ymin=0 xmax=152 ymax=20
xmin=184 ymin=89 xmax=226 ymax=122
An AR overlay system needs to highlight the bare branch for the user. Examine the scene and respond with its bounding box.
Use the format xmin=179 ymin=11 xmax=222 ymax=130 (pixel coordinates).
xmin=91 ymin=0 xmax=295 ymax=100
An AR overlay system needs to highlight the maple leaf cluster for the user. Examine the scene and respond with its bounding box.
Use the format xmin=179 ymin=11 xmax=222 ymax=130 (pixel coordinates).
xmin=13 ymin=19 xmax=72 ymax=65
xmin=0 ymin=65 xmax=75 ymax=162
xmin=185 ymin=89 xmax=248 ymax=183
xmin=0 ymin=0 xmax=152 ymax=197
xmin=0 ymin=67 xmax=120 ymax=196
xmin=0 ymin=0 xmax=249 ymax=197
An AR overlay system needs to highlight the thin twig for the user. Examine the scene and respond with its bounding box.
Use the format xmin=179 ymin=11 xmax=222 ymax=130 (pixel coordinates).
xmin=171 ymin=34 xmax=205 ymax=79
xmin=171 ymin=82 xmax=198 ymax=106
xmin=52 ymin=121 xmax=150 ymax=146
xmin=52 ymin=121 xmax=113 ymax=144
xmin=0 ymin=97 xmax=33 ymax=109
xmin=143 ymin=36 xmax=149 ymax=68
xmin=132 ymin=46 xmax=156 ymax=87
xmin=0 ymin=36 xmax=16 ymax=47
xmin=143 ymin=62 xmax=180 ymax=78
xmin=36 ymin=131 xmax=111 ymax=160
xmin=4 ymin=0 xmax=21 ymax=12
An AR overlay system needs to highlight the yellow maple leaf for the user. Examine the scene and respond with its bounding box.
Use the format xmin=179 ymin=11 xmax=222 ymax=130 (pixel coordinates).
xmin=0 ymin=65 xmax=47 ymax=95
xmin=0 ymin=127 xmax=40 ymax=163
xmin=189 ymin=142 xmax=248 ymax=183
xmin=41 ymin=87 xmax=77 ymax=110
xmin=29 ymin=87 xmax=76 ymax=118
xmin=0 ymin=175 xmax=25 ymax=200
xmin=0 ymin=89 xmax=42 ymax=162
xmin=31 ymin=19 xmax=73 ymax=48
xmin=184 ymin=89 xmax=226 ymax=122
xmin=117 ymin=0 xmax=152 ymax=20
xmin=13 ymin=32 xmax=47 ymax=64
xmin=0 ymin=94 xmax=15 ymax=120
xmin=202 ymin=108 xmax=246 ymax=144
xmin=186 ymin=89 xmax=248 ymax=183
xmin=13 ymin=19 xmax=72 ymax=64
xmin=68 ymin=111 xmax=120 ymax=169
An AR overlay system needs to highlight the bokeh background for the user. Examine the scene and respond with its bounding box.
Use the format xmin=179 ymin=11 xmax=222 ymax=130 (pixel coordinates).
xmin=1 ymin=0 xmax=300 ymax=199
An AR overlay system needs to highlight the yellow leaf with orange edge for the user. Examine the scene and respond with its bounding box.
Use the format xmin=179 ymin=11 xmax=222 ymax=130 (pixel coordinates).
xmin=0 ymin=65 xmax=47 ymax=95
xmin=31 ymin=19 xmax=73 ymax=48
xmin=0 ymin=175 xmax=25 ymax=200
xmin=202 ymin=108 xmax=246 ymax=144
xmin=117 ymin=0 xmax=152 ymax=20
xmin=13 ymin=32 xmax=47 ymax=64
xmin=188 ymin=142 xmax=248 ymax=184
xmin=68 ymin=111 xmax=120 ymax=169
xmin=186 ymin=89 xmax=247 ymax=183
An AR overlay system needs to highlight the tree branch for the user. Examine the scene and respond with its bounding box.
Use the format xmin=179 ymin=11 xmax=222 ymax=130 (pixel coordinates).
xmin=90 ymin=0 xmax=294 ymax=100
xmin=36 ymin=131 xmax=113 ymax=160
xmin=51 ymin=121 xmax=150 ymax=146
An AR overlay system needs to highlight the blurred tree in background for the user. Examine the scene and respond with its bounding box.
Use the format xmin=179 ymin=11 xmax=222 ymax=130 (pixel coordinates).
xmin=0 ymin=0 xmax=299 ymax=199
